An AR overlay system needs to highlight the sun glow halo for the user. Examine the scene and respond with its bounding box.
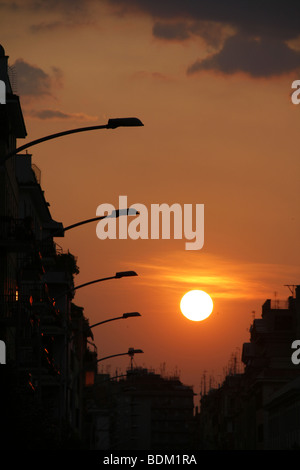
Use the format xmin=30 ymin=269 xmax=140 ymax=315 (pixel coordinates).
xmin=180 ymin=290 xmax=213 ymax=322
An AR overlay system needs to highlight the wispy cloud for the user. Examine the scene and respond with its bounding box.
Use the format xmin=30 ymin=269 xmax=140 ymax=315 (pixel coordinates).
xmin=126 ymin=250 xmax=300 ymax=300
xmin=26 ymin=108 xmax=98 ymax=121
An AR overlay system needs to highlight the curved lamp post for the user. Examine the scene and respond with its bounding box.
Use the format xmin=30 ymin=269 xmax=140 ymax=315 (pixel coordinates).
xmin=97 ymin=347 xmax=144 ymax=366
xmin=52 ymin=270 xmax=138 ymax=304
xmin=72 ymin=270 xmax=138 ymax=294
xmin=43 ymin=207 xmax=139 ymax=240
xmin=61 ymin=208 xmax=138 ymax=235
xmin=1 ymin=117 xmax=144 ymax=164
xmin=90 ymin=311 xmax=141 ymax=330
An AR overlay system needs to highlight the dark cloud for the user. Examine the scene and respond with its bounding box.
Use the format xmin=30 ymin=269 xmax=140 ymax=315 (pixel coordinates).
xmin=152 ymin=20 xmax=228 ymax=48
xmin=108 ymin=0 xmax=300 ymax=40
xmin=108 ymin=0 xmax=300 ymax=77
xmin=187 ymin=34 xmax=300 ymax=77
xmin=11 ymin=59 xmax=62 ymax=98
xmin=0 ymin=0 xmax=96 ymax=31
xmin=0 ymin=0 xmax=92 ymax=14
xmin=153 ymin=22 xmax=190 ymax=41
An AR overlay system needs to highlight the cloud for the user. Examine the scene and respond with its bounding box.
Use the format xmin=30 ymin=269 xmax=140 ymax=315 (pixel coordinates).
xmin=29 ymin=17 xmax=97 ymax=33
xmin=12 ymin=59 xmax=63 ymax=99
xmin=187 ymin=34 xmax=300 ymax=77
xmin=128 ymin=250 xmax=300 ymax=301
xmin=152 ymin=22 xmax=190 ymax=42
xmin=0 ymin=0 xmax=97 ymax=31
xmin=108 ymin=0 xmax=300 ymax=41
xmin=108 ymin=0 xmax=300 ymax=77
xmin=12 ymin=59 xmax=98 ymax=122
xmin=0 ymin=0 xmax=93 ymax=15
xmin=27 ymin=108 xmax=99 ymax=121
xmin=152 ymin=20 xmax=229 ymax=48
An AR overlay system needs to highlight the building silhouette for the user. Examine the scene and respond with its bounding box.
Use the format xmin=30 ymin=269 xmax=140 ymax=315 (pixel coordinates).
xmin=0 ymin=44 xmax=95 ymax=449
xmin=197 ymin=286 xmax=300 ymax=450
xmin=84 ymin=368 xmax=195 ymax=450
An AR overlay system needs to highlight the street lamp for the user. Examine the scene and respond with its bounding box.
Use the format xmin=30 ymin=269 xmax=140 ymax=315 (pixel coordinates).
xmin=72 ymin=271 xmax=138 ymax=293
xmin=97 ymin=347 xmax=144 ymax=363
xmin=1 ymin=117 xmax=144 ymax=164
xmin=90 ymin=311 xmax=141 ymax=329
xmin=44 ymin=207 xmax=139 ymax=240
xmin=61 ymin=208 xmax=139 ymax=234
xmin=53 ymin=270 xmax=138 ymax=304
xmin=53 ymin=271 xmax=137 ymax=302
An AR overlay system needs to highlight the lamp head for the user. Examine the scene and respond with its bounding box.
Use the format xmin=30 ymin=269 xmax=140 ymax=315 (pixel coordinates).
xmin=107 ymin=117 xmax=144 ymax=129
xmin=115 ymin=271 xmax=138 ymax=278
xmin=110 ymin=208 xmax=139 ymax=217
xmin=122 ymin=312 xmax=141 ymax=319
xmin=128 ymin=348 xmax=144 ymax=356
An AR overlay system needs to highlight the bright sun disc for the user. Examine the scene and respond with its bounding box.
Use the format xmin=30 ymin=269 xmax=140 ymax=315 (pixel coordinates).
xmin=180 ymin=290 xmax=213 ymax=322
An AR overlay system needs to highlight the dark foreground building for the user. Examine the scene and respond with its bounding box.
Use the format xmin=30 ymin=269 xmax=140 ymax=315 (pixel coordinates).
xmin=0 ymin=44 xmax=96 ymax=449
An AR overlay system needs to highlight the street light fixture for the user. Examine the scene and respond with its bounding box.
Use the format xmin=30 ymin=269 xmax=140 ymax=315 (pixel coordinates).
xmin=90 ymin=311 xmax=141 ymax=330
xmin=1 ymin=117 xmax=144 ymax=164
xmin=45 ymin=208 xmax=139 ymax=239
xmin=61 ymin=208 xmax=139 ymax=234
xmin=97 ymin=347 xmax=144 ymax=363
xmin=52 ymin=271 xmax=138 ymax=304
xmin=73 ymin=271 xmax=138 ymax=293
xmin=115 ymin=271 xmax=138 ymax=278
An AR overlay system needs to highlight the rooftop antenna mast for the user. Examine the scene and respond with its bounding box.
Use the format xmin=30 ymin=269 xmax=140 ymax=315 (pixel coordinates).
xmin=284 ymin=285 xmax=297 ymax=297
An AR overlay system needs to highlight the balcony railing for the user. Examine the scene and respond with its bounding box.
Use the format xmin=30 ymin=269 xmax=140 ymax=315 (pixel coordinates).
xmin=270 ymin=299 xmax=289 ymax=310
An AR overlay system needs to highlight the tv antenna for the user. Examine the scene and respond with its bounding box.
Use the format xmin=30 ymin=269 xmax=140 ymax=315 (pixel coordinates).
xmin=284 ymin=285 xmax=297 ymax=297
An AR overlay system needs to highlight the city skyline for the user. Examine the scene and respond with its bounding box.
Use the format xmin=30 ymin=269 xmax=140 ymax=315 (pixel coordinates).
xmin=1 ymin=0 xmax=300 ymax=396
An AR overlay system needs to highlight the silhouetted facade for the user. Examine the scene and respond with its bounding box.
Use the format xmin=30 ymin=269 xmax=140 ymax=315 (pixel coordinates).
xmin=0 ymin=44 xmax=95 ymax=449
xmin=85 ymin=368 xmax=195 ymax=450
xmin=198 ymin=286 xmax=300 ymax=450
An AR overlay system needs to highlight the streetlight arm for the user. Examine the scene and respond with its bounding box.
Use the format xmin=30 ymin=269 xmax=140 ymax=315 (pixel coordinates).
xmin=90 ymin=316 xmax=124 ymax=329
xmin=52 ymin=271 xmax=137 ymax=303
xmin=57 ymin=208 xmax=138 ymax=235
xmin=1 ymin=117 xmax=143 ymax=164
xmin=97 ymin=348 xmax=144 ymax=363
xmin=52 ymin=275 xmax=116 ymax=304
xmin=71 ymin=275 xmax=117 ymax=293
xmin=97 ymin=352 xmax=129 ymax=362
xmin=1 ymin=124 xmax=107 ymax=164
xmin=89 ymin=311 xmax=141 ymax=329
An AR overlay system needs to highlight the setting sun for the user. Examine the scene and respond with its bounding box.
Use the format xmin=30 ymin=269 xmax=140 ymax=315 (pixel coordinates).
xmin=180 ymin=290 xmax=214 ymax=322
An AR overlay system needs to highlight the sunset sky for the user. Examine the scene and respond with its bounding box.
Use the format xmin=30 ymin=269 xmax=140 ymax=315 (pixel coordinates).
xmin=1 ymin=0 xmax=300 ymax=398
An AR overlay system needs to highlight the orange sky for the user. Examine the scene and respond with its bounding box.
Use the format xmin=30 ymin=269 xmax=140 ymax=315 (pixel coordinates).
xmin=1 ymin=1 xmax=300 ymax=399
